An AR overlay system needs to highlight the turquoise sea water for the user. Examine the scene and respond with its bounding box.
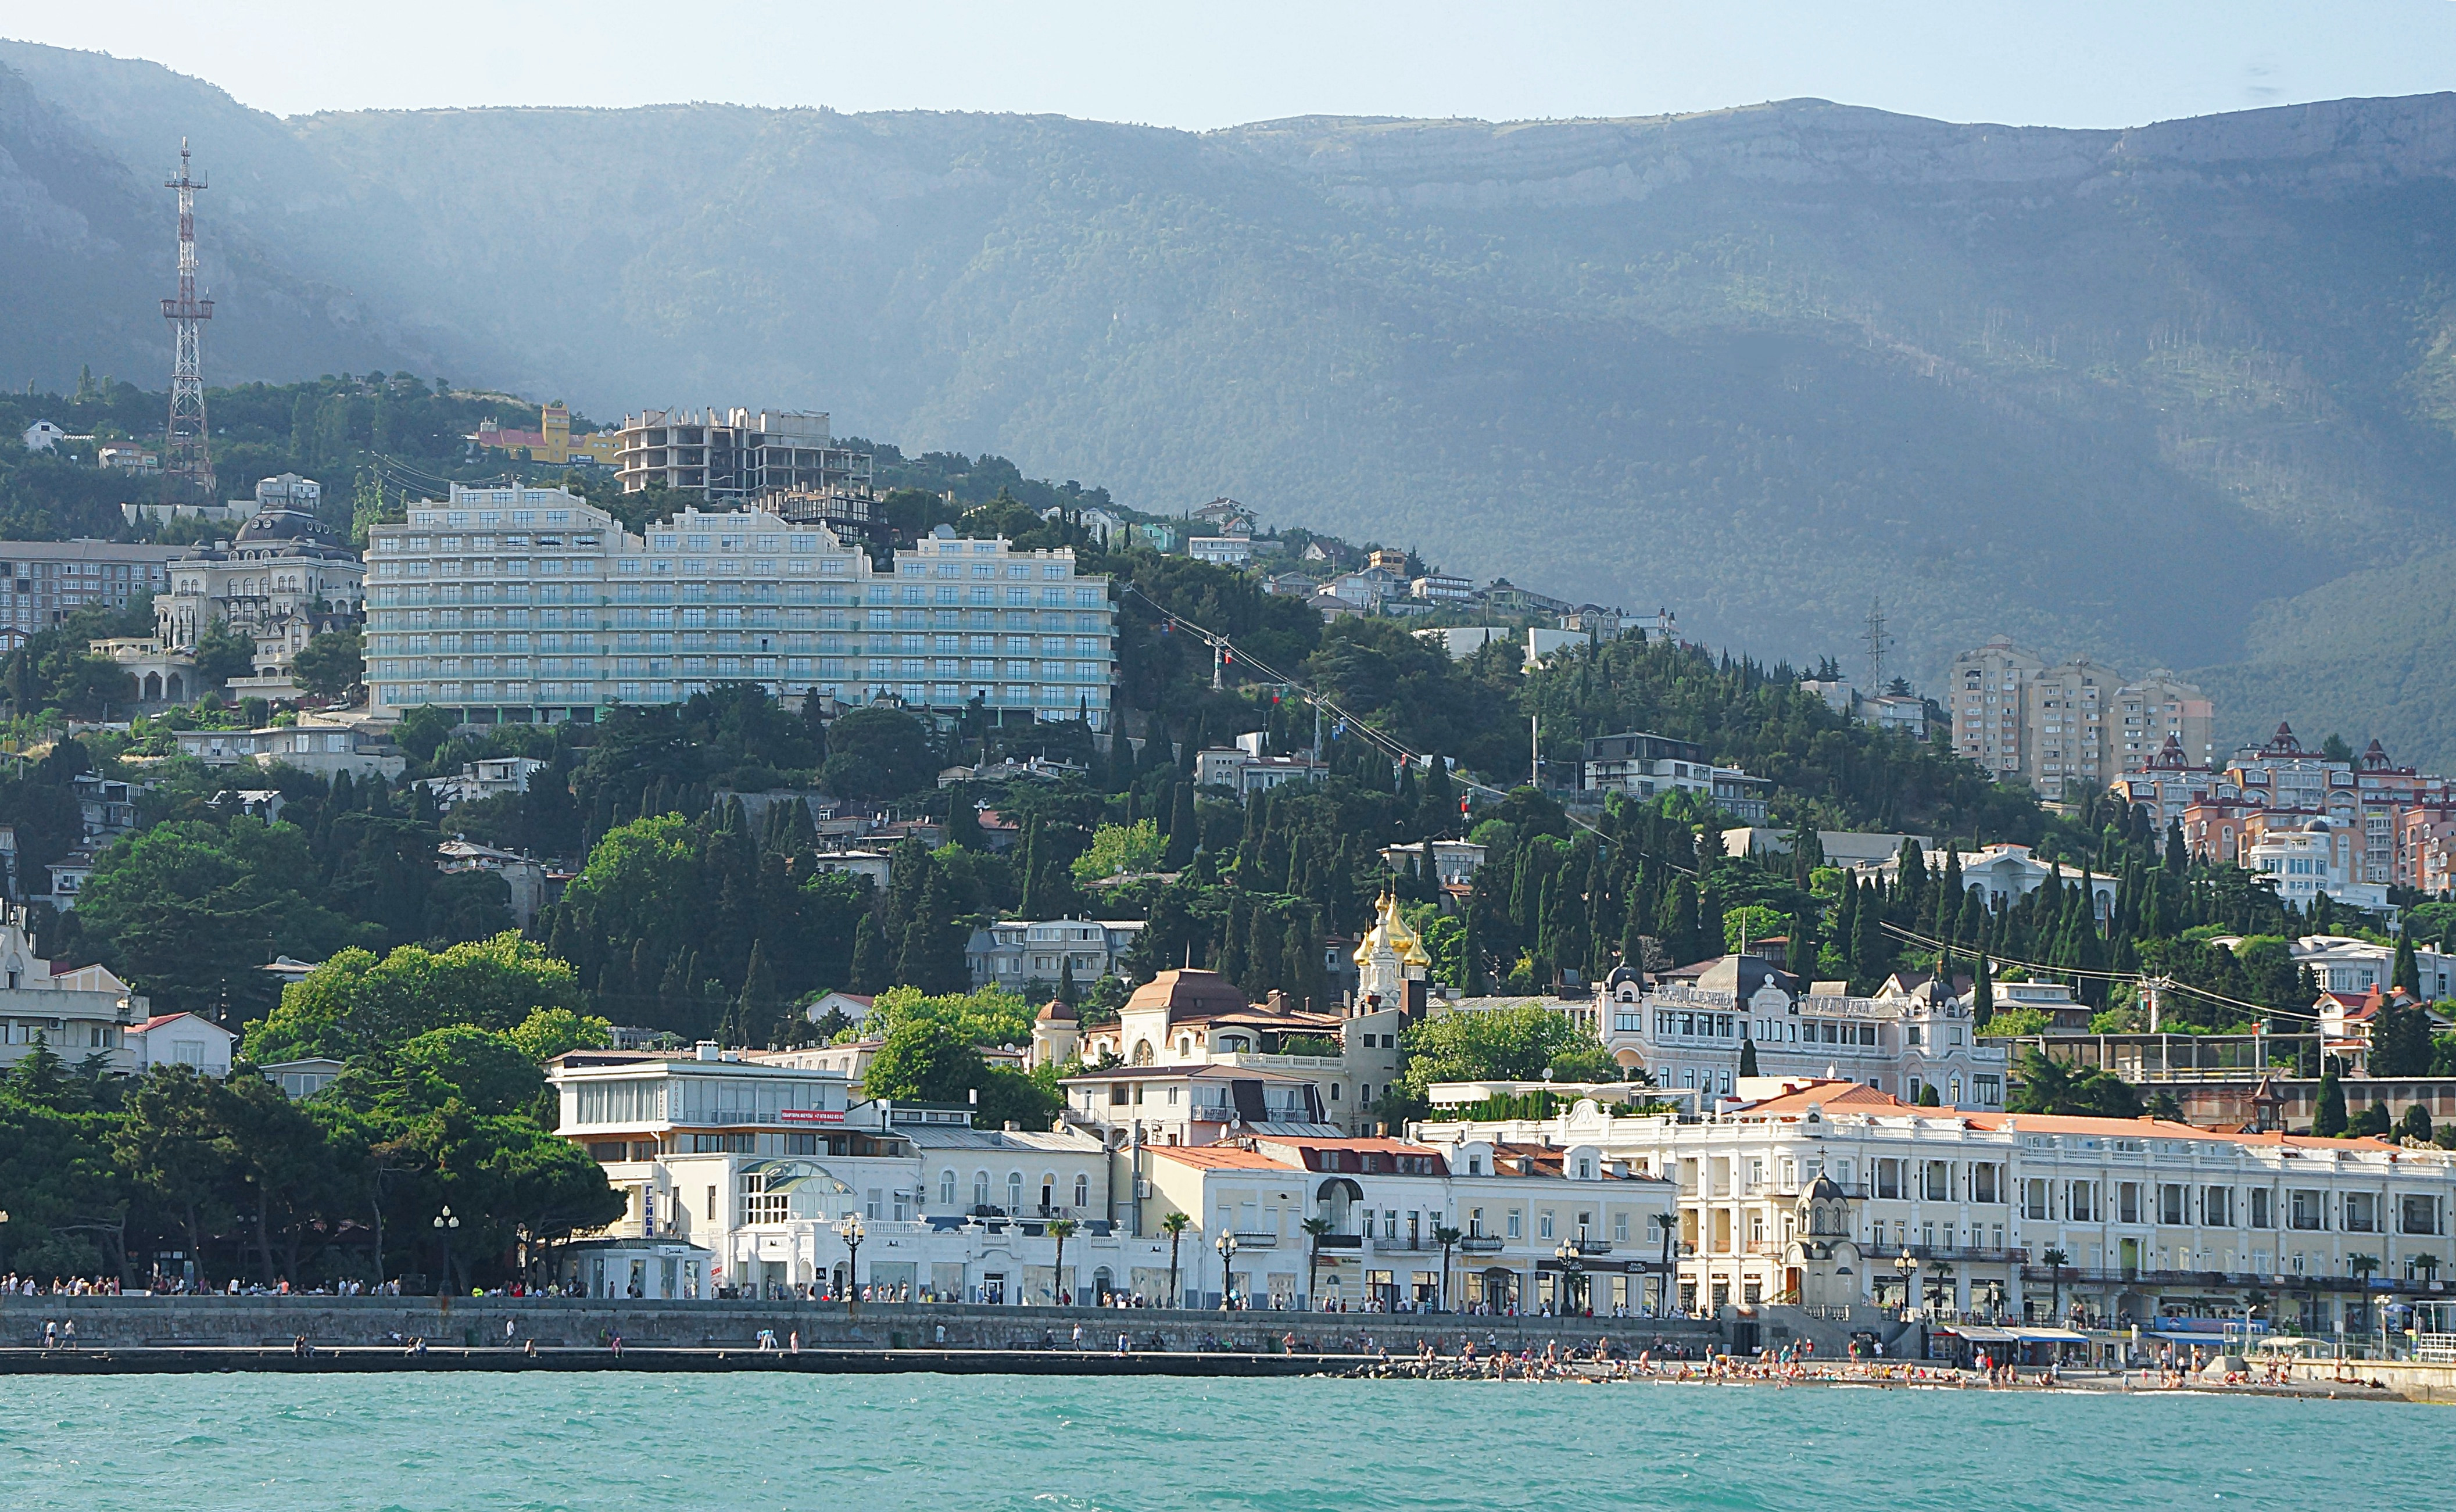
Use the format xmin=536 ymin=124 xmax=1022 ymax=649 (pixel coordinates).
xmin=0 ymin=1375 xmax=2441 ymax=1511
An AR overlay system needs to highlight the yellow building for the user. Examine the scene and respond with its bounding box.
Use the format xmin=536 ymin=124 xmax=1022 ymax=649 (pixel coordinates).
xmin=470 ymin=402 xmax=619 ymax=467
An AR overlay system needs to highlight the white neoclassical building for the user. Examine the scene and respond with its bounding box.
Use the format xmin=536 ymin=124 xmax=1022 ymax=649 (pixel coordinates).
xmin=1417 ymin=1078 xmax=2456 ymax=1336
xmin=1591 ymin=958 xmax=2010 ymax=1110
xmin=156 ymin=481 xmax=364 ymax=683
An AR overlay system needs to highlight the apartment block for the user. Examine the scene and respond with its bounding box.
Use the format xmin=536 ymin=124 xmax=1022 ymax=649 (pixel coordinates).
xmin=364 ymin=484 xmax=1115 ymax=729
xmin=0 ymin=540 xmax=181 ymax=635
xmin=1950 ymin=637 xmax=2214 ymax=794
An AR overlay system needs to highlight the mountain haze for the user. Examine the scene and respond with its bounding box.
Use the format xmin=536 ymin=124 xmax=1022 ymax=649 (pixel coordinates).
xmin=6 ymin=41 xmax=2456 ymax=761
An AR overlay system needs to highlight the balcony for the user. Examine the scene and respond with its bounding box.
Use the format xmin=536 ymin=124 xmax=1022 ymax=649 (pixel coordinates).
xmin=1229 ymin=1231 xmax=1280 ymax=1248
xmin=1570 ymin=1237 xmax=1614 ymax=1256
xmin=1314 ymin=1233 xmax=1363 ymax=1251
xmin=1459 ymin=1235 xmax=1506 ymax=1254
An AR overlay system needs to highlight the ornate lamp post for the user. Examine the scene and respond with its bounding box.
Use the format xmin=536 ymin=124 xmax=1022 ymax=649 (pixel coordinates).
xmin=1554 ymin=1238 xmax=1587 ymax=1317
xmin=1893 ymin=1248 xmax=1918 ymax=1316
xmin=837 ymin=1212 xmax=865 ymax=1316
xmin=1215 ymin=1231 xmax=1240 ymax=1311
xmin=432 ymin=1205 xmax=460 ymax=1295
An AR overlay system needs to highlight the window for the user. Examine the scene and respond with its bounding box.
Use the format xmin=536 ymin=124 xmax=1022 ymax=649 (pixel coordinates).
xmin=1971 ymin=1163 xmax=2000 ymax=1205
xmin=2345 ymin=1192 xmax=2379 ymax=1233
xmin=939 ymin=1170 xmax=957 ymax=1207
xmin=1538 ymin=1210 xmax=1555 ymax=1239
xmin=2069 ymin=1182 xmax=2096 ymax=1222
xmin=1614 ymin=1213 xmax=1629 ymax=1243
xmin=1506 ymin=1209 xmax=1522 ymax=1239
xmin=2246 ymin=1188 xmax=2271 ymax=1229
xmin=1922 ymin=1161 xmax=1952 ymax=1202
xmin=1874 ymin=1160 xmax=1901 ymax=1200
xmin=2119 ymin=1181 xmax=2142 ymax=1224
xmin=2160 ymin=1184 xmax=2186 ymax=1226
xmin=2024 ymin=1178 xmax=2050 ymax=1221
xmin=1075 ymin=1174 xmax=1090 ymax=1210
xmin=2289 ymin=1189 xmax=2323 ymax=1231
xmin=2203 ymin=1186 xmax=2233 ymax=1228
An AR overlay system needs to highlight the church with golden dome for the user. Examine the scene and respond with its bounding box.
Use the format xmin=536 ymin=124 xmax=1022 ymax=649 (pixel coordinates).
xmin=1031 ymin=894 xmax=1438 ymax=1138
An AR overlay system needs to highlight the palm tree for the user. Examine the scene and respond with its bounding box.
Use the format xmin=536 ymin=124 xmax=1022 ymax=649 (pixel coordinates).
xmin=2414 ymin=1252 xmax=2441 ymax=1287
xmin=1161 ymin=1211 xmax=1191 ymax=1307
xmin=2349 ymin=1253 xmax=2379 ymax=1287
xmin=1048 ymin=1218 xmax=1078 ymax=1305
xmin=1434 ymin=1225 xmax=1462 ymax=1313
xmin=1301 ymin=1216 xmax=1334 ymax=1309
xmin=2040 ymin=1247 xmax=2070 ymax=1323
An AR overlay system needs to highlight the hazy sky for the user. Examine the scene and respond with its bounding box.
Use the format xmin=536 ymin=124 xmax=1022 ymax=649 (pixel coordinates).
xmin=9 ymin=1 xmax=2453 ymax=129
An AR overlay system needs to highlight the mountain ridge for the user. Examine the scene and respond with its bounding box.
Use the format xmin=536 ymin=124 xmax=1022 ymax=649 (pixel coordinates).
xmin=5 ymin=40 xmax=2456 ymax=766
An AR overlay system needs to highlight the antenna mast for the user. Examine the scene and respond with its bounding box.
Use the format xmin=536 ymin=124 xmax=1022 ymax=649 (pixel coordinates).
xmin=1862 ymin=596 xmax=1893 ymax=691
xmin=161 ymin=138 xmax=216 ymax=503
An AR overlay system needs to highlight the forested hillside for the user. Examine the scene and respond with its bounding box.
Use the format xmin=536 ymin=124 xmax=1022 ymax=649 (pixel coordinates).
xmin=8 ymin=41 xmax=2456 ymax=761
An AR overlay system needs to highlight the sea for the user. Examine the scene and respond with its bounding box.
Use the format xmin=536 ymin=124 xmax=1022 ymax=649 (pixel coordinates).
xmin=0 ymin=1374 xmax=2441 ymax=1510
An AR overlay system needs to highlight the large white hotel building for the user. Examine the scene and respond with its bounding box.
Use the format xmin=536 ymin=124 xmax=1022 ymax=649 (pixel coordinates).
xmin=364 ymin=484 xmax=1115 ymax=728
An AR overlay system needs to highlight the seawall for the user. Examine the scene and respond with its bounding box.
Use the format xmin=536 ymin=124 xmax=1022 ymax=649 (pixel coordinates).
xmin=0 ymin=1296 xmax=1725 ymax=1359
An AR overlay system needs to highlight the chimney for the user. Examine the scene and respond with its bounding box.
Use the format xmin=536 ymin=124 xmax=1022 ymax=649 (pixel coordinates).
xmin=694 ymin=1041 xmax=720 ymax=1062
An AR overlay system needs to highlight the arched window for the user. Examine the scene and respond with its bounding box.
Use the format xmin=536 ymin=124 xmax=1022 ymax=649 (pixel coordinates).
xmin=939 ymin=1169 xmax=957 ymax=1208
xmin=973 ymin=1171 xmax=991 ymax=1210
xmin=1073 ymin=1174 xmax=1089 ymax=1209
xmin=1132 ymin=1040 xmax=1155 ymax=1065
xmin=1007 ymin=1171 xmax=1025 ymax=1215
xmin=1040 ymin=1172 xmax=1057 ymax=1212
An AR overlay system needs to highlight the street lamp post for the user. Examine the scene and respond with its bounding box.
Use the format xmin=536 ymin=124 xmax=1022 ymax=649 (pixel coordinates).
xmin=1553 ymin=1238 xmax=1587 ymax=1317
xmin=432 ymin=1205 xmax=460 ymax=1295
xmin=1653 ymin=1212 xmax=1679 ymax=1316
xmin=1215 ymin=1231 xmax=1240 ymax=1312
xmin=837 ymin=1213 xmax=865 ymax=1316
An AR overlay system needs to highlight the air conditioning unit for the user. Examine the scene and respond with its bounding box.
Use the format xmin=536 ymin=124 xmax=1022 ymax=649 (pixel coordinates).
xmin=1135 ymin=1180 xmax=1152 ymax=1198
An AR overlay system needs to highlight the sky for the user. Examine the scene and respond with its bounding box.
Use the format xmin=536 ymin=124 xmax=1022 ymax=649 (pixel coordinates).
xmin=7 ymin=1 xmax=2454 ymax=130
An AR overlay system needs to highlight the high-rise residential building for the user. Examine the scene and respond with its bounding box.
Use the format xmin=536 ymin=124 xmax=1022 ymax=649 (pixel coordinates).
xmin=1948 ymin=636 xmax=2214 ymax=794
xmin=363 ymin=485 xmax=1114 ymax=729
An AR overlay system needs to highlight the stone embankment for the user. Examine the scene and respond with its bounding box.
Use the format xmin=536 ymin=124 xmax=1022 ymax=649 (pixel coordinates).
xmin=0 ymin=1296 xmax=1724 ymax=1366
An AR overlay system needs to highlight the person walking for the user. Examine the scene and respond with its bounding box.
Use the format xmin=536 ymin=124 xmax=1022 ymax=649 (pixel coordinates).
xmin=42 ymin=1320 xmax=57 ymax=1351
xmin=62 ymin=1319 xmax=76 ymax=1350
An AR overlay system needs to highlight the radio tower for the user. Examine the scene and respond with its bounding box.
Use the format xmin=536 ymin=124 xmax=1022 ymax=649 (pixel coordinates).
xmin=160 ymin=138 xmax=216 ymax=502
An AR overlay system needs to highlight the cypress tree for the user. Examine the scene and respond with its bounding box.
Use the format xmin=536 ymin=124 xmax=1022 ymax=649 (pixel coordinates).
xmin=1850 ymin=881 xmax=1887 ymax=993
xmin=1165 ymin=783 xmax=1197 ymax=869
xmin=739 ymin=940 xmax=782 ymax=1047
xmin=2314 ymin=1065 xmax=2348 ymax=1137
xmin=1739 ymin=1034 xmax=1760 ymax=1077
xmin=1971 ymin=952 xmax=1994 ymax=1029
xmin=947 ymin=796 xmax=983 ymax=852
xmin=849 ymin=914 xmax=887 ymax=994
xmin=1785 ymin=908 xmax=1817 ymax=981
xmin=2394 ymin=932 xmax=2421 ymax=995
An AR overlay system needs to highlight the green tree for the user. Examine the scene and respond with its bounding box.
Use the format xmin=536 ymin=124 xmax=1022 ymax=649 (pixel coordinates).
xmin=1397 ymin=1004 xmax=1603 ymax=1099
xmin=291 ymin=628 xmax=364 ymax=700
xmin=821 ymin=705 xmax=937 ymax=800
xmin=244 ymin=933 xmax=585 ymax=1063
xmin=1073 ymin=819 xmax=1164 ymax=882
xmin=1161 ymin=1210 xmax=1191 ymax=1305
xmin=192 ymin=619 xmax=259 ymax=691
xmin=2006 ymin=1047 xmax=2142 ymax=1117
xmin=2314 ymin=1065 xmax=2348 ymax=1137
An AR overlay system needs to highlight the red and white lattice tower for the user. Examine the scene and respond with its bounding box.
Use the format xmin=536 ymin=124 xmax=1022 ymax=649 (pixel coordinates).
xmin=160 ymin=137 xmax=216 ymax=502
